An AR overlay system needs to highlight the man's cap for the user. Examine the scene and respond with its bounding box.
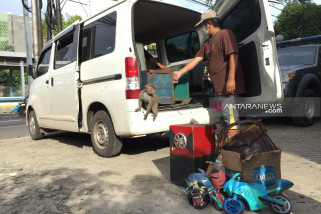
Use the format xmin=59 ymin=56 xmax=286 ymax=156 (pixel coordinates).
xmin=195 ymin=10 xmax=219 ymax=27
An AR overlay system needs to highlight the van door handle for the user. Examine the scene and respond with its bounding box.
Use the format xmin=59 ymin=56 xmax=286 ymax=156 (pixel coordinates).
xmin=46 ymin=80 xmax=49 ymax=84
xmin=51 ymin=78 xmax=54 ymax=87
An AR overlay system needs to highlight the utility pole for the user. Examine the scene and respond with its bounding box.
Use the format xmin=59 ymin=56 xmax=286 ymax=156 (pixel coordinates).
xmin=56 ymin=0 xmax=63 ymax=32
xmin=22 ymin=0 xmax=34 ymax=86
xmin=31 ymin=0 xmax=43 ymax=65
xmin=47 ymin=0 xmax=53 ymax=40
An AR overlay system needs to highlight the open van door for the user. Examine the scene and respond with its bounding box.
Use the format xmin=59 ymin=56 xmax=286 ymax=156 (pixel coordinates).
xmin=213 ymin=0 xmax=282 ymax=104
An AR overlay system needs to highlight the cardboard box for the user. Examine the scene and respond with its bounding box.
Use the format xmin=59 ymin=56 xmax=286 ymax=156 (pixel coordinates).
xmin=222 ymin=149 xmax=281 ymax=188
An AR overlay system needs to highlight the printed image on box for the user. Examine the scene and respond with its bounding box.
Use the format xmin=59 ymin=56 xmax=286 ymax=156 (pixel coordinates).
xmin=225 ymin=165 xmax=278 ymax=188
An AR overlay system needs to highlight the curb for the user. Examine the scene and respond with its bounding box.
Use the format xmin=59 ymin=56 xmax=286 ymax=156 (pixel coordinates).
xmin=0 ymin=105 xmax=15 ymax=114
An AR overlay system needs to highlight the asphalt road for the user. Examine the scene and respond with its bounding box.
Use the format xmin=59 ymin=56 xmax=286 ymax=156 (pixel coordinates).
xmin=0 ymin=114 xmax=29 ymax=140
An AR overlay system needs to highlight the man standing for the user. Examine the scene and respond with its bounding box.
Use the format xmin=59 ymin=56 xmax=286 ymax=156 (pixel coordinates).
xmin=173 ymin=10 xmax=245 ymax=145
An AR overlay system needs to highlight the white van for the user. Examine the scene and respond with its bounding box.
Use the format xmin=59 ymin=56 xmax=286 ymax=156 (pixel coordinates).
xmin=26 ymin=0 xmax=282 ymax=157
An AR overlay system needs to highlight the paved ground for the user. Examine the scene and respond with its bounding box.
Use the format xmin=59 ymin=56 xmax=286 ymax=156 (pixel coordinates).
xmin=0 ymin=118 xmax=320 ymax=214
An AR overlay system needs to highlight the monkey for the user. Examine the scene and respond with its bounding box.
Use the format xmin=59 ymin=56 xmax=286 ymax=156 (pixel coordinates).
xmin=135 ymin=84 xmax=158 ymax=121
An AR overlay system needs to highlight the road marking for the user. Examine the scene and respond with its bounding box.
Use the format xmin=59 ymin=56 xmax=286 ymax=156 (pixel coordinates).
xmin=0 ymin=119 xmax=23 ymax=123
xmin=0 ymin=125 xmax=27 ymax=129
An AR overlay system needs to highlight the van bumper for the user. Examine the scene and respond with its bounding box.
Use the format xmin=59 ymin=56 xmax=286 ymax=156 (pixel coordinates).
xmin=123 ymin=108 xmax=219 ymax=137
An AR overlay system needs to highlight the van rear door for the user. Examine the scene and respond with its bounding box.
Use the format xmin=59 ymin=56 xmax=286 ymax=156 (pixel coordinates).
xmin=214 ymin=0 xmax=282 ymax=104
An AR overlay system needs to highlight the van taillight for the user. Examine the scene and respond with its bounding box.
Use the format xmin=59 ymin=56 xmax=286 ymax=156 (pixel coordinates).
xmin=125 ymin=57 xmax=140 ymax=99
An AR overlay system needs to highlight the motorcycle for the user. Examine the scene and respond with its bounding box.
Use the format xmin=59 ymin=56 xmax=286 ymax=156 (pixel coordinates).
xmin=223 ymin=173 xmax=294 ymax=214
xmin=11 ymin=95 xmax=28 ymax=118
xmin=185 ymin=162 xmax=225 ymax=211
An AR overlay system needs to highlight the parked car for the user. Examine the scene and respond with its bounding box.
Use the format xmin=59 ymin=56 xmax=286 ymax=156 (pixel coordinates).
xmin=278 ymin=44 xmax=321 ymax=126
xmin=27 ymin=0 xmax=282 ymax=157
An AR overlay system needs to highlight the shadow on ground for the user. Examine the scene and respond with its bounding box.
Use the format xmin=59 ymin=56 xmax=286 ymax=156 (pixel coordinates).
xmin=122 ymin=134 xmax=170 ymax=155
xmin=0 ymin=166 xmax=185 ymax=214
xmin=45 ymin=132 xmax=92 ymax=148
xmin=42 ymin=132 xmax=170 ymax=156
xmin=0 ymin=166 xmax=320 ymax=214
xmin=39 ymin=116 xmax=321 ymax=166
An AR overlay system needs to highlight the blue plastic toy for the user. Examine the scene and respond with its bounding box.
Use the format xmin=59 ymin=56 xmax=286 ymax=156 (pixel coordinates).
xmin=223 ymin=173 xmax=294 ymax=214
xmin=185 ymin=162 xmax=225 ymax=211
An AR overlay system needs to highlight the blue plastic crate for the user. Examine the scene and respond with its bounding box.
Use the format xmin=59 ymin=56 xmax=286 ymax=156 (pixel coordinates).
xmin=147 ymin=69 xmax=189 ymax=104
xmin=148 ymin=70 xmax=175 ymax=104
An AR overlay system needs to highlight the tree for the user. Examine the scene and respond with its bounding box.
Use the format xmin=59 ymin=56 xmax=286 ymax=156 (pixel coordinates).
xmin=274 ymin=2 xmax=321 ymax=40
xmin=0 ymin=70 xmax=9 ymax=86
xmin=0 ymin=40 xmax=14 ymax=51
xmin=62 ymin=14 xmax=82 ymax=29
xmin=0 ymin=69 xmax=27 ymax=87
xmin=42 ymin=14 xmax=82 ymax=43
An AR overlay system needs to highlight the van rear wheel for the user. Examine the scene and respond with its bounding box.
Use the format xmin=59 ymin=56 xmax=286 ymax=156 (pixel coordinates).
xmin=90 ymin=110 xmax=122 ymax=157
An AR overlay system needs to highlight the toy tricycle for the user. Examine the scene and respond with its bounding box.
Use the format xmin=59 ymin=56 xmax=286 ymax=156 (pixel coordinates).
xmin=185 ymin=161 xmax=225 ymax=211
xmin=223 ymin=173 xmax=294 ymax=214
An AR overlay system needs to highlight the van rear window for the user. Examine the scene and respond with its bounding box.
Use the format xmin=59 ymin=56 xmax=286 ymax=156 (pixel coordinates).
xmin=81 ymin=11 xmax=117 ymax=62
xmin=165 ymin=31 xmax=200 ymax=63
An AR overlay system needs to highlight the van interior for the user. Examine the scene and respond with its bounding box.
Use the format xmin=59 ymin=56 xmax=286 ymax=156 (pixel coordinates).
xmin=133 ymin=0 xmax=262 ymax=110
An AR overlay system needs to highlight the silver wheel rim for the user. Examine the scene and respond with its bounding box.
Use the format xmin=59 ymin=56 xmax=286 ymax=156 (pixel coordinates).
xmin=93 ymin=120 xmax=109 ymax=149
xmin=304 ymin=97 xmax=315 ymax=120
xmin=29 ymin=116 xmax=36 ymax=134
xmin=271 ymin=196 xmax=291 ymax=213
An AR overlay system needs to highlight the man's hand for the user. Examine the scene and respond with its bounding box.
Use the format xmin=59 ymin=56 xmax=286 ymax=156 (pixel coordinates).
xmin=226 ymin=78 xmax=236 ymax=94
xmin=157 ymin=63 xmax=169 ymax=69
xmin=173 ymin=71 xmax=181 ymax=83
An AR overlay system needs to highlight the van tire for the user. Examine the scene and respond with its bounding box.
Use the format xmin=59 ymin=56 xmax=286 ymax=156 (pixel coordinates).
xmin=90 ymin=110 xmax=122 ymax=157
xmin=292 ymin=89 xmax=318 ymax=127
xmin=28 ymin=110 xmax=44 ymax=140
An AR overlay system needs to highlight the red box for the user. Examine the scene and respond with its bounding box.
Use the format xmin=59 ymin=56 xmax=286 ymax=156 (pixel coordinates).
xmin=169 ymin=124 xmax=216 ymax=186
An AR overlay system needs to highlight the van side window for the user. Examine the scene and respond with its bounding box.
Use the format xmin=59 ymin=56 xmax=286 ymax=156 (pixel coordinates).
xmin=222 ymin=0 xmax=261 ymax=42
xmin=165 ymin=31 xmax=200 ymax=63
xmin=37 ymin=46 xmax=52 ymax=77
xmin=54 ymin=33 xmax=75 ymax=69
xmin=82 ymin=11 xmax=117 ymax=62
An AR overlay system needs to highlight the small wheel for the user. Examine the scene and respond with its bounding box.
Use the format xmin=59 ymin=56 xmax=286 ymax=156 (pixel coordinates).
xmin=223 ymin=198 xmax=245 ymax=214
xmin=213 ymin=192 xmax=224 ymax=211
xmin=11 ymin=111 xmax=18 ymax=118
xmin=269 ymin=195 xmax=291 ymax=214
xmin=292 ymin=89 xmax=318 ymax=126
xmin=28 ymin=110 xmax=44 ymax=140
xmin=90 ymin=110 xmax=122 ymax=157
xmin=214 ymin=200 xmax=223 ymax=211
xmin=189 ymin=186 xmax=208 ymax=209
